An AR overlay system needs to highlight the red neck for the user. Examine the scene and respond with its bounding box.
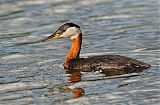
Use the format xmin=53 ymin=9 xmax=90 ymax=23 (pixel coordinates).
xmin=64 ymin=33 xmax=82 ymax=68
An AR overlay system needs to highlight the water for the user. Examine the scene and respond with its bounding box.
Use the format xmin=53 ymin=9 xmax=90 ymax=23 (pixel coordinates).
xmin=0 ymin=0 xmax=159 ymax=104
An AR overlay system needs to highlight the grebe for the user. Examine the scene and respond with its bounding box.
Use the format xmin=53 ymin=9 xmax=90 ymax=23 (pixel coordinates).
xmin=42 ymin=23 xmax=151 ymax=72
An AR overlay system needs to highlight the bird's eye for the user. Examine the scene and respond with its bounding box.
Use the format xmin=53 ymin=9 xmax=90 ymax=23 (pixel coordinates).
xmin=61 ymin=29 xmax=66 ymax=33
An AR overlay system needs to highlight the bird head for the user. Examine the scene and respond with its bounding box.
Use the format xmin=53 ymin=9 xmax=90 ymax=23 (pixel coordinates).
xmin=42 ymin=23 xmax=81 ymax=42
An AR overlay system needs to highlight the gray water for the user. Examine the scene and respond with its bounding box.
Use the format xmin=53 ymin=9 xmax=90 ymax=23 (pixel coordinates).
xmin=0 ymin=0 xmax=160 ymax=105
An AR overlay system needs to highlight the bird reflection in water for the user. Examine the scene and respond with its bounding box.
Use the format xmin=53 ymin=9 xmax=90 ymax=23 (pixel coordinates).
xmin=64 ymin=67 xmax=143 ymax=98
xmin=45 ymin=69 xmax=144 ymax=100
xmin=66 ymin=70 xmax=84 ymax=98
xmin=62 ymin=68 xmax=142 ymax=98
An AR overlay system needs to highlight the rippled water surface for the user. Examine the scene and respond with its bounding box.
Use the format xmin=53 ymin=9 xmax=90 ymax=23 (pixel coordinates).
xmin=0 ymin=0 xmax=160 ymax=105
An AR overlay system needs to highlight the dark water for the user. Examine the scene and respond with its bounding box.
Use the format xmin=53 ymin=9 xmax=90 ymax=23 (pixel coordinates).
xmin=0 ymin=0 xmax=160 ymax=105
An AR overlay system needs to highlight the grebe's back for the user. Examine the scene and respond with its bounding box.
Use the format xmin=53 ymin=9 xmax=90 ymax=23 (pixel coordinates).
xmin=66 ymin=55 xmax=151 ymax=72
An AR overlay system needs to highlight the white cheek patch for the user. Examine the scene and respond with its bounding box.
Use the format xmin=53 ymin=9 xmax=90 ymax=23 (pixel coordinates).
xmin=60 ymin=27 xmax=81 ymax=39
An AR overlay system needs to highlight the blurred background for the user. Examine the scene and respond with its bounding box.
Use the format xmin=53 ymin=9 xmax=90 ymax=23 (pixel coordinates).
xmin=0 ymin=0 xmax=159 ymax=105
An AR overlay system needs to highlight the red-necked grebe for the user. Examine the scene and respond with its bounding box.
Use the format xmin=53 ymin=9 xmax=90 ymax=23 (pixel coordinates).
xmin=42 ymin=23 xmax=151 ymax=72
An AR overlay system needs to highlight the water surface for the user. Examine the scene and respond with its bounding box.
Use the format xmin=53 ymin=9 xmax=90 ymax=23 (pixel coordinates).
xmin=0 ymin=0 xmax=160 ymax=105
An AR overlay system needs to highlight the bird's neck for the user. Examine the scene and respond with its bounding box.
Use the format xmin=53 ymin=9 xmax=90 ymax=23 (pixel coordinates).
xmin=64 ymin=33 xmax=82 ymax=68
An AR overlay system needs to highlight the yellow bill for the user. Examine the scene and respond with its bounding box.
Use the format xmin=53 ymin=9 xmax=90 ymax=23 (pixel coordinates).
xmin=42 ymin=34 xmax=61 ymax=42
